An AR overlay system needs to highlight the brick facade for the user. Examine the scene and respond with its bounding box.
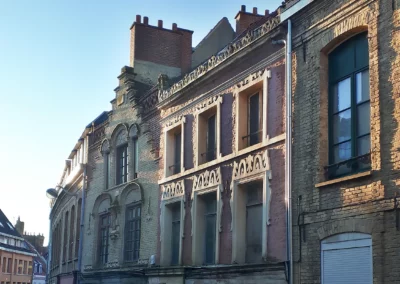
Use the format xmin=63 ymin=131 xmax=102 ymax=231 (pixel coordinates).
xmin=286 ymin=0 xmax=400 ymax=283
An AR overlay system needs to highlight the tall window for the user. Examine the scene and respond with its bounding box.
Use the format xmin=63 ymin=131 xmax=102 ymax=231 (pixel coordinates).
xmin=28 ymin=261 xmax=32 ymax=275
xmin=248 ymin=92 xmax=262 ymax=146
xmin=206 ymin=115 xmax=216 ymax=162
xmin=69 ymin=206 xmax=75 ymax=260
xmin=14 ymin=259 xmax=17 ymax=275
xmin=125 ymin=204 xmax=141 ymax=262
xmin=171 ymin=203 xmax=181 ymax=265
xmin=23 ymin=261 xmax=27 ymax=274
xmin=203 ymin=192 xmax=217 ymax=265
xmin=75 ymin=199 xmax=82 ymax=257
xmin=2 ymin=257 xmax=5 ymax=272
xmin=245 ymin=181 xmax=263 ymax=264
xmin=133 ymin=137 xmax=139 ymax=179
xmin=63 ymin=211 xmax=69 ymax=262
xmin=116 ymin=144 xmax=128 ymax=185
xmin=99 ymin=214 xmax=110 ymax=264
xmin=328 ymin=32 xmax=370 ymax=178
xmin=173 ymin=132 xmax=182 ymax=175
xmin=7 ymin=258 xmax=11 ymax=273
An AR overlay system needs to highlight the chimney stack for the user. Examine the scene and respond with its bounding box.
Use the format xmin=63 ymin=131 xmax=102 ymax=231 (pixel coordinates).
xmin=135 ymin=15 xmax=141 ymax=24
xmin=235 ymin=4 xmax=264 ymax=36
xmin=129 ymin=16 xmax=193 ymax=84
xmin=265 ymin=9 xmax=270 ymax=16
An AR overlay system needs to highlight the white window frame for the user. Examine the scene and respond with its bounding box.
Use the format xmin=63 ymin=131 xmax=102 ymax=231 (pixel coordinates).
xmin=191 ymin=167 xmax=223 ymax=265
xmin=160 ymin=180 xmax=185 ymax=266
xmin=195 ymin=96 xmax=222 ymax=167
xmin=230 ymin=149 xmax=272 ymax=264
xmin=163 ymin=117 xmax=186 ymax=178
xmin=235 ymin=69 xmax=270 ymax=153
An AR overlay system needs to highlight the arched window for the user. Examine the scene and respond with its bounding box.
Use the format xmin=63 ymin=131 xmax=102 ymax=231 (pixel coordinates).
xmin=75 ymin=199 xmax=82 ymax=257
xmin=328 ymin=32 xmax=370 ymax=178
xmin=69 ymin=206 xmax=75 ymax=260
xmin=115 ymin=129 xmax=128 ymax=185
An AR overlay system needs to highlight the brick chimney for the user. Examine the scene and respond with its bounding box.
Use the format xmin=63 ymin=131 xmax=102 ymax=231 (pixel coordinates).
xmin=15 ymin=216 xmax=24 ymax=236
xmin=235 ymin=5 xmax=264 ymax=36
xmin=129 ymin=15 xmax=193 ymax=84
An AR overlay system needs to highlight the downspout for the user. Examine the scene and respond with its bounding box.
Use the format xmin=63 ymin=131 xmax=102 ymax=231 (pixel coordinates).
xmin=286 ymin=19 xmax=293 ymax=284
xmin=77 ymin=144 xmax=87 ymax=284
xmin=273 ymin=18 xmax=293 ymax=284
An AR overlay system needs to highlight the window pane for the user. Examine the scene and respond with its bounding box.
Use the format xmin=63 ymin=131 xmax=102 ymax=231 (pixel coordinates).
xmin=356 ymin=70 xmax=370 ymax=103
xmin=357 ymin=135 xmax=371 ymax=156
xmin=333 ymin=78 xmax=351 ymax=113
xmin=245 ymin=204 xmax=262 ymax=264
xmin=174 ymin=132 xmax=181 ymax=174
xmin=171 ymin=221 xmax=180 ymax=265
xmin=333 ymin=141 xmax=352 ymax=163
xmin=357 ymin=102 xmax=370 ymax=136
xmin=333 ymin=109 xmax=351 ymax=143
xmin=249 ymin=93 xmax=260 ymax=146
xmin=204 ymin=214 xmax=216 ymax=264
xmin=207 ymin=115 xmax=216 ymax=161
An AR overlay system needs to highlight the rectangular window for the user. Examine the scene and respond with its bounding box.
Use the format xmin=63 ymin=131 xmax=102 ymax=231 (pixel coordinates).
xmin=116 ymin=144 xmax=128 ymax=185
xmin=7 ymin=258 xmax=12 ymax=273
xmin=206 ymin=115 xmax=216 ymax=162
xmin=18 ymin=260 xmax=22 ymax=274
xmin=2 ymin=257 xmax=5 ymax=272
xmin=75 ymin=199 xmax=82 ymax=257
xmin=173 ymin=132 xmax=182 ymax=175
xmin=133 ymin=138 xmax=139 ymax=179
xmin=23 ymin=260 xmax=27 ymax=274
xmin=28 ymin=261 xmax=32 ymax=275
xmin=248 ymin=92 xmax=262 ymax=146
xmin=14 ymin=259 xmax=17 ymax=275
xmin=99 ymin=214 xmax=110 ymax=264
xmin=171 ymin=203 xmax=181 ymax=265
xmin=125 ymin=205 xmax=141 ymax=262
xmin=203 ymin=192 xmax=217 ymax=265
xmin=245 ymin=181 xmax=263 ymax=264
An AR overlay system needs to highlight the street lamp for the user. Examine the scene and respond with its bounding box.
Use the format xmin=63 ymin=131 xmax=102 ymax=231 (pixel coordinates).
xmin=46 ymin=186 xmax=78 ymax=199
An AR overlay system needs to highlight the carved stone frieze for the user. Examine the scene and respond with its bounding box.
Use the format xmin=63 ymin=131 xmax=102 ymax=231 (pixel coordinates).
xmin=158 ymin=16 xmax=280 ymax=103
xmin=232 ymin=149 xmax=271 ymax=181
xmin=105 ymin=261 xmax=119 ymax=269
xmin=192 ymin=168 xmax=221 ymax=192
xmin=163 ymin=115 xmax=185 ymax=129
xmin=161 ymin=180 xmax=185 ymax=200
xmin=195 ymin=95 xmax=223 ymax=112
xmin=89 ymin=126 xmax=106 ymax=147
xmin=236 ymin=69 xmax=265 ymax=89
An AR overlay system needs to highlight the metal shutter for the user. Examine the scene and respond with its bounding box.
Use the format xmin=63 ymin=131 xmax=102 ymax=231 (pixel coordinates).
xmin=322 ymin=238 xmax=372 ymax=284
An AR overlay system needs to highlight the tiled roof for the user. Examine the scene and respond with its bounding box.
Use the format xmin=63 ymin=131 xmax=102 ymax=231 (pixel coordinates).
xmin=0 ymin=242 xmax=35 ymax=255
xmin=0 ymin=209 xmax=21 ymax=238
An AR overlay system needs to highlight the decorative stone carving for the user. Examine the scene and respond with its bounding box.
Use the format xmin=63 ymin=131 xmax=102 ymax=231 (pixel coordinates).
xmin=195 ymin=95 xmax=223 ymax=112
xmin=236 ymin=69 xmax=265 ymax=89
xmin=192 ymin=168 xmax=221 ymax=192
xmin=158 ymin=16 xmax=280 ymax=103
xmin=115 ymin=129 xmax=128 ymax=147
xmin=163 ymin=115 xmax=185 ymax=129
xmin=158 ymin=74 xmax=170 ymax=90
xmin=84 ymin=264 xmax=93 ymax=271
xmin=89 ymin=126 xmax=106 ymax=147
xmin=232 ymin=149 xmax=271 ymax=181
xmin=138 ymin=258 xmax=149 ymax=265
xmin=129 ymin=123 xmax=139 ymax=138
xmin=105 ymin=261 xmax=119 ymax=269
xmin=100 ymin=139 xmax=110 ymax=154
xmin=161 ymin=180 xmax=185 ymax=200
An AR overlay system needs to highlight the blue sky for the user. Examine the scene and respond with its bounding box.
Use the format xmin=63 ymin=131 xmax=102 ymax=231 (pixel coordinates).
xmin=0 ymin=0 xmax=282 ymax=243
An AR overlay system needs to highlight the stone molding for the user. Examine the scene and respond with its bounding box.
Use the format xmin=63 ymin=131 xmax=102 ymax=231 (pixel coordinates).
xmin=158 ymin=16 xmax=280 ymax=103
xmin=194 ymin=94 xmax=223 ymax=113
xmin=163 ymin=115 xmax=186 ymax=130
xmin=192 ymin=167 xmax=221 ymax=193
xmin=235 ymin=69 xmax=265 ymax=91
xmin=161 ymin=180 xmax=185 ymax=201
xmin=232 ymin=149 xmax=271 ymax=182
xmin=317 ymin=218 xmax=377 ymax=240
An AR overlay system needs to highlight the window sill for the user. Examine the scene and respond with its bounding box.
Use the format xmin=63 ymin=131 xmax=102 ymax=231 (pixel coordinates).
xmin=315 ymin=171 xmax=372 ymax=188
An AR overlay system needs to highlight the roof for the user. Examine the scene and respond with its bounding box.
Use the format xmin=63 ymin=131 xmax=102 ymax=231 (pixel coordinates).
xmin=0 ymin=242 xmax=35 ymax=255
xmin=193 ymin=17 xmax=232 ymax=51
xmin=85 ymin=111 xmax=109 ymax=129
xmin=0 ymin=209 xmax=21 ymax=238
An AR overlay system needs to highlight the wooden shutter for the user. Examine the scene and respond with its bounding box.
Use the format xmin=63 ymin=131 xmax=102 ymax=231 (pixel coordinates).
xmin=207 ymin=114 xmax=216 ymax=162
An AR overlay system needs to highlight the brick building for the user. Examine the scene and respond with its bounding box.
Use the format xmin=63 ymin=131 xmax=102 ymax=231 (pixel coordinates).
xmin=0 ymin=210 xmax=36 ymax=284
xmin=280 ymin=0 xmax=400 ymax=283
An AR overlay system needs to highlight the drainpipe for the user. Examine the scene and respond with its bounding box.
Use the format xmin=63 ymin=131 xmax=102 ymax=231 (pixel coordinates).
xmin=272 ymin=18 xmax=293 ymax=284
xmin=286 ymin=19 xmax=293 ymax=284
xmin=77 ymin=163 xmax=86 ymax=284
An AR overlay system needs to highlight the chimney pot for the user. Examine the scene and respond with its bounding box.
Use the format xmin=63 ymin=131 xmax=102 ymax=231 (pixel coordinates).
xmin=135 ymin=15 xmax=141 ymax=24
xmin=253 ymin=7 xmax=258 ymax=14
xmin=143 ymin=16 xmax=149 ymax=25
xmin=158 ymin=20 xmax=163 ymax=28
xmin=265 ymin=9 xmax=270 ymax=16
xmin=241 ymin=5 xmax=246 ymax=12
xmin=172 ymin=23 xmax=177 ymax=31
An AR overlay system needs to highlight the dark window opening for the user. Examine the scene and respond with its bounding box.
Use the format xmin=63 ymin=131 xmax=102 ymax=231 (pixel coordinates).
xmin=125 ymin=204 xmax=141 ymax=262
xmin=171 ymin=203 xmax=181 ymax=265
xmin=203 ymin=192 xmax=217 ymax=265
xmin=172 ymin=132 xmax=182 ymax=175
xmin=116 ymin=144 xmax=128 ymax=184
xmin=99 ymin=214 xmax=110 ymax=264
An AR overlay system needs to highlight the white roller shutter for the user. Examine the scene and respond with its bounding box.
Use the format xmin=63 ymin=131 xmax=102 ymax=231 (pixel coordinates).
xmin=321 ymin=233 xmax=372 ymax=284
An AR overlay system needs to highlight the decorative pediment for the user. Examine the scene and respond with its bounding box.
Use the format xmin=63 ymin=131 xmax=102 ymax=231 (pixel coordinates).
xmin=163 ymin=115 xmax=185 ymax=129
xmin=161 ymin=180 xmax=185 ymax=200
xmin=195 ymin=95 xmax=222 ymax=112
xmin=158 ymin=16 xmax=280 ymax=103
xmin=232 ymin=149 xmax=271 ymax=181
xmin=192 ymin=168 xmax=221 ymax=192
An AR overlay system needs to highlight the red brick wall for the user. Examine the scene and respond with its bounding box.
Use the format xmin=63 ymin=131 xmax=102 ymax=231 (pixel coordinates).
xmin=130 ymin=24 xmax=192 ymax=72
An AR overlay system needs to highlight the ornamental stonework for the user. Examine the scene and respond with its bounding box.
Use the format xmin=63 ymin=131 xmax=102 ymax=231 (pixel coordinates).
xmin=192 ymin=167 xmax=221 ymax=192
xmin=232 ymin=149 xmax=271 ymax=181
xmin=158 ymin=16 xmax=280 ymax=102
xmin=161 ymin=180 xmax=185 ymax=200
